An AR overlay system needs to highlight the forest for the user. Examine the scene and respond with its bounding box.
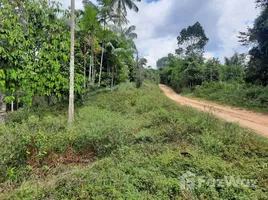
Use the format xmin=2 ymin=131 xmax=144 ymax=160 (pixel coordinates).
xmin=158 ymin=1 xmax=268 ymax=113
xmin=1 ymin=0 xmax=268 ymax=199
xmin=0 ymin=0 xmax=158 ymax=121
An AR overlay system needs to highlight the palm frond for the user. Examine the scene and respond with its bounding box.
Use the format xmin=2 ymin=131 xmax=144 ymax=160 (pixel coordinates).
xmin=125 ymin=0 xmax=139 ymax=12
xmin=124 ymin=25 xmax=136 ymax=35
xmin=127 ymin=33 xmax=138 ymax=39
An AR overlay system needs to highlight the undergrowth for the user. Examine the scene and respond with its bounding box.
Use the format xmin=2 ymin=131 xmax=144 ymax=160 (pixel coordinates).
xmin=0 ymin=82 xmax=268 ymax=199
xmin=182 ymin=82 xmax=268 ymax=113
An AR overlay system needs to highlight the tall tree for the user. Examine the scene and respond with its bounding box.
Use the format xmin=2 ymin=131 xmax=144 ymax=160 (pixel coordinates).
xmin=123 ymin=25 xmax=138 ymax=39
xmin=239 ymin=4 xmax=268 ymax=86
xmin=109 ymin=0 xmax=141 ymax=27
xmin=157 ymin=57 xmax=169 ymax=70
xmin=202 ymin=58 xmax=220 ymax=82
xmin=135 ymin=56 xmax=147 ymax=88
xmin=98 ymin=35 xmax=114 ymax=86
xmin=97 ymin=0 xmax=118 ymax=26
xmin=80 ymin=4 xmax=101 ymax=87
xmin=68 ymin=0 xmax=75 ymax=123
xmin=97 ymin=3 xmax=118 ymax=87
xmin=224 ymin=52 xmax=246 ymax=67
xmin=0 ymin=0 xmax=74 ymax=107
xmin=255 ymin=0 xmax=268 ymax=8
xmin=157 ymin=54 xmax=175 ymax=70
xmin=175 ymin=22 xmax=209 ymax=58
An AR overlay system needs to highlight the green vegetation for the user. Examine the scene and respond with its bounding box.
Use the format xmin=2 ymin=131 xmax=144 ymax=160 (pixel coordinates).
xmin=159 ymin=53 xmax=246 ymax=92
xmin=158 ymin=0 xmax=268 ymax=113
xmin=183 ymin=82 xmax=268 ymax=113
xmin=1 ymin=82 xmax=268 ymax=199
xmin=239 ymin=0 xmax=268 ymax=86
xmin=0 ymin=0 xmax=158 ymax=119
xmin=1 ymin=0 xmax=268 ymax=199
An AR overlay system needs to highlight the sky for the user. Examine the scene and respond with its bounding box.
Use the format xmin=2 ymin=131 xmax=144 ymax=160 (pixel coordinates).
xmin=58 ymin=0 xmax=260 ymax=67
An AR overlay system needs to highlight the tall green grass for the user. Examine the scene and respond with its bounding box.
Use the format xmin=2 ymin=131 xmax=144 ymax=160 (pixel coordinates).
xmin=1 ymin=82 xmax=268 ymax=199
xmin=183 ymin=82 xmax=268 ymax=113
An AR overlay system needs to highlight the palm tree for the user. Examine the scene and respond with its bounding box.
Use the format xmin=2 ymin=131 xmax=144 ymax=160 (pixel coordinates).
xmin=103 ymin=41 xmax=134 ymax=87
xmin=123 ymin=25 xmax=138 ymax=39
xmin=111 ymin=0 xmax=141 ymax=13
xmin=97 ymin=3 xmax=119 ymax=27
xmin=136 ymin=56 xmax=147 ymax=88
xmin=97 ymin=41 xmax=117 ymax=87
xmin=68 ymin=0 xmax=75 ymax=123
xmin=138 ymin=58 xmax=148 ymax=67
xmin=109 ymin=24 xmax=138 ymax=39
xmin=224 ymin=52 xmax=245 ymax=66
xmin=97 ymin=4 xmax=118 ymax=87
xmin=110 ymin=0 xmax=141 ymax=27
xmin=80 ymin=3 xmax=101 ymax=87
xmin=98 ymin=42 xmax=105 ymax=87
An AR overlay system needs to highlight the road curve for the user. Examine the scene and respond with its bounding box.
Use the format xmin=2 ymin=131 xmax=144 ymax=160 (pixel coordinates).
xmin=159 ymin=84 xmax=268 ymax=137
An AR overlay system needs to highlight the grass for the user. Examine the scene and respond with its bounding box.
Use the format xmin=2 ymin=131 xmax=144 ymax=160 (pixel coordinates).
xmin=0 ymin=82 xmax=268 ymax=199
xmin=182 ymin=82 xmax=268 ymax=113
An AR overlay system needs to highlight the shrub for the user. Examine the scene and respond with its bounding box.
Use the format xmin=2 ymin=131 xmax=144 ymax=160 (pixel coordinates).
xmin=188 ymin=82 xmax=268 ymax=113
xmin=1 ymin=82 xmax=268 ymax=199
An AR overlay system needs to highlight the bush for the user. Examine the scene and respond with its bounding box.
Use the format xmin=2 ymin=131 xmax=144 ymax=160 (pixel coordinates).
xmin=187 ymin=82 xmax=268 ymax=113
xmin=1 ymin=82 xmax=268 ymax=199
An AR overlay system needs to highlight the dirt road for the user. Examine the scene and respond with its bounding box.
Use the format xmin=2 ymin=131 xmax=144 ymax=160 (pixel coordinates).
xmin=159 ymin=84 xmax=268 ymax=137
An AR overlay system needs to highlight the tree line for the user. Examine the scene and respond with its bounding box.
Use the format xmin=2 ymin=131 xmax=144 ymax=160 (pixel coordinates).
xmin=159 ymin=0 xmax=268 ymax=93
xmin=0 ymin=0 xmax=158 ymax=121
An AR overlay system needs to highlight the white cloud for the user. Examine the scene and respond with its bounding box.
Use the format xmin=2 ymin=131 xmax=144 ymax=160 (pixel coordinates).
xmin=127 ymin=0 xmax=174 ymax=67
xmin=58 ymin=0 xmax=96 ymax=10
xmin=139 ymin=36 xmax=177 ymax=67
xmin=127 ymin=0 xmax=259 ymax=67
xmin=57 ymin=0 xmax=260 ymax=67
xmin=215 ymin=0 xmax=259 ymax=60
xmin=203 ymin=52 xmax=214 ymax=60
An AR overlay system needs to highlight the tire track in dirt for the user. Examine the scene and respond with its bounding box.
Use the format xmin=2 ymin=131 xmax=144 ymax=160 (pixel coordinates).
xmin=159 ymin=84 xmax=268 ymax=137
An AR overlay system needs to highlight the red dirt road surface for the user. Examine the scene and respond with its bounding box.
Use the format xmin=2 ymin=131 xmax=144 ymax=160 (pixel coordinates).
xmin=159 ymin=84 xmax=268 ymax=137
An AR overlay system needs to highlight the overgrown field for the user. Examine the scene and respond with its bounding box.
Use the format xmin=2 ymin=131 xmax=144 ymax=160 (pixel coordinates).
xmin=182 ymin=82 xmax=268 ymax=113
xmin=1 ymin=82 xmax=268 ymax=199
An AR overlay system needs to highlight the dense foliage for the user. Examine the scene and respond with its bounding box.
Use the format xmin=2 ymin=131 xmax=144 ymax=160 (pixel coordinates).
xmin=0 ymin=0 xmax=155 ymax=115
xmin=159 ymin=53 xmax=245 ymax=92
xmin=184 ymin=82 xmax=268 ymax=113
xmin=239 ymin=3 xmax=268 ymax=86
xmin=1 ymin=0 xmax=268 ymax=198
xmin=159 ymin=1 xmax=268 ymax=112
xmin=175 ymin=22 xmax=209 ymax=58
xmin=1 ymin=82 xmax=267 ymax=199
xmin=0 ymin=0 xmax=72 ymax=106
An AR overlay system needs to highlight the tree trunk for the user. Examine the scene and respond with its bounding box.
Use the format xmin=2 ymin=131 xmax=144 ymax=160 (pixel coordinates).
xmin=98 ymin=23 xmax=106 ymax=87
xmin=111 ymin=65 xmax=114 ymax=88
xmin=11 ymin=101 xmax=14 ymax=112
xmin=83 ymin=39 xmax=87 ymax=89
xmin=92 ymin=42 xmax=95 ymax=87
xmin=108 ymin=62 xmax=110 ymax=77
xmin=139 ymin=63 xmax=142 ymax=85
xmin=0 ymin=94 xmax=6 ymax=123
xmin=211 ymin=65 xmax=213 ymax=82
xmin=68 ymin=0 xmax=75 ymax=123
xmin=16 ymin=96 xmax=18 ymax=111
xmin=114 ymin=65 xmax=117 ymax=86
xmin=98 ymin=44 xmax=104 ymax=87
xmin=88 ymin=41 xmax=93 ymax=86
xmin=88 ymin=55 xmax=92 ymax=85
